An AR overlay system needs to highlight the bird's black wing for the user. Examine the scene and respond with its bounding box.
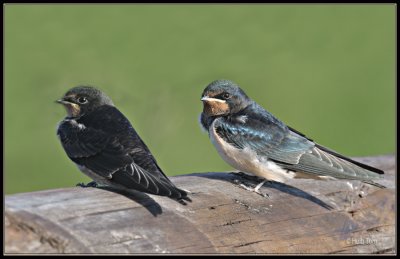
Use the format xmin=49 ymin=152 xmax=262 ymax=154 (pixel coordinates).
xmin=57 ymin=105 xmax=187 ymax=198
xmin=214 ymin=114 xmax=313 ymax=164
xmin=214 ymin=106 xmax=383 ymax=182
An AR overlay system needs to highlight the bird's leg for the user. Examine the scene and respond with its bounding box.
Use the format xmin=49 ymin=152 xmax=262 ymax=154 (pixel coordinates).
xmin=233 ymin=172 xmax=270 ymax=198
xmin=239 ymin=180 xmax=269 ymax=198
xmin=254 ymin=180 xmax=267 ymax=193
xmin=76 ymin=181 xmax=98 ymax=188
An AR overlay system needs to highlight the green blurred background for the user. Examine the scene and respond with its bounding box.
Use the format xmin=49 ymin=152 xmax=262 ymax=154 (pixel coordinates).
xmin=4 ymin=4 xmax=395 ymax=194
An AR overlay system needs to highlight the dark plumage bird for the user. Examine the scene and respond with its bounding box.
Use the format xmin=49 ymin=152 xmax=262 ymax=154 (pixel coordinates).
xmin=200 ymin=79 xmax=385 ymax=193
xmin=56 ymin=86 xmax=189 ymax=201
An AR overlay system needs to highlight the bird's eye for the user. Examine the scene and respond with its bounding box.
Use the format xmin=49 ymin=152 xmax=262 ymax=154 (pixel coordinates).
xmin=77 ymin=97 xmax=88 ymax=104
xmin=222 ymin=93 xmax=231 ymax=99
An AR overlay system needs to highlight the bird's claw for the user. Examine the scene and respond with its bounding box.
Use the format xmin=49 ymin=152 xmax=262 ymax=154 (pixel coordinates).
xmin=233 ymin=172 xmax=270 ymax=198
xmin=234 ymin=181 xmax=269 ymax=198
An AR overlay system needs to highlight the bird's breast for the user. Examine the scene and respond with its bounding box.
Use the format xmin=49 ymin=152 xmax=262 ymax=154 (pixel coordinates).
xmin=209 ymin=120 xmax=296 ymax=182
xmin=57 ymin=119 xmax=86 ymax=134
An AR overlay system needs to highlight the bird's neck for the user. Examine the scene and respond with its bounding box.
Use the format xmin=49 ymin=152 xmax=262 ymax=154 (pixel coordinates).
xmin=201 ymin=105 xmax=251 ymax=130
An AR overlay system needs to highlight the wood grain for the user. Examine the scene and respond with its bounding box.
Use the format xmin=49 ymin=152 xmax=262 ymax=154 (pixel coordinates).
xmin=5 ymin=155 xmax=395 ymax=254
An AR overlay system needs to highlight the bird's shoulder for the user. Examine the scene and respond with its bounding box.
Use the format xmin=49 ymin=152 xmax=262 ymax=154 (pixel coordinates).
xmin=57 ymin=105 xmax=133 ymax=136
xmin=213 ymin=103 xmax=315 ymax=164
xmin=57 ymin=105 xmax=138 ymax=158
xmin=77 ymin=105 xmax=134 ymax=135
xmin=215 ymin=103 xmax=289 ymax=135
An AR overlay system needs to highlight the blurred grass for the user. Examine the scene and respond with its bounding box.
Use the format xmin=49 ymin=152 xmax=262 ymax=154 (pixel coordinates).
xmin=4 ymin=4 xmax=395 ymax=194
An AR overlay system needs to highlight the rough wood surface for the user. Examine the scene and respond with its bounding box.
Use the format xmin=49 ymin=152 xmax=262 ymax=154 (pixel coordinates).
xmin=5 ymin=155 xmax=395 ymax=254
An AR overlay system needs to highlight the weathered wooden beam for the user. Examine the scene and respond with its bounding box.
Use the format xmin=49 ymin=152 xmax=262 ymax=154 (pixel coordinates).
xmin=5 ymin=155 xmax=395 ymax=254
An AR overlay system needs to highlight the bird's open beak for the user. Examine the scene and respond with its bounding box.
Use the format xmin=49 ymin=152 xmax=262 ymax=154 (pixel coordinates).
xmin=201 ymin=96 xmax=229 ymax=116
xmin=56 ymin=97 xmax=81 ymax=117
xmin=201 ymin=96 xmax=226 ymax=103
xmin=55 ymin=99 xmax=67 ymax=104
xmin=55 ymin=96 xmax=75 ymax=105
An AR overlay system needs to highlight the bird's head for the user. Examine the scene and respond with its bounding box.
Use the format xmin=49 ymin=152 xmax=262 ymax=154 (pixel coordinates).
xmin=56 ymin=86 xmax=114 ymax=118
xmin=201 ymin=79 xmax=252 ymax=117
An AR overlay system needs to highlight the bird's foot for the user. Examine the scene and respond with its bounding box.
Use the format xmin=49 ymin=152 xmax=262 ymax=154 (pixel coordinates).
xmin=234 ymin=179 xmax=269 ymax=198
xmin=232 ymin=172 xmax=271 ymax=197
xmin=76 ymin=181 xmax=98 ymax=188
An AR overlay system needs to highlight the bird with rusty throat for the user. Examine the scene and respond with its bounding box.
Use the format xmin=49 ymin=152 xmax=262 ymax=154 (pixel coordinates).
xmin=56 ymin=86 xmax=190 ymax=202
xmin=199 ymin=80 xmax=385 ymax=195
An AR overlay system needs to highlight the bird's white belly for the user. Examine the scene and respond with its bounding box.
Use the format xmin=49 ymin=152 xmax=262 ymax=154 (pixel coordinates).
xmin=209 ymin=122 xmax=296 ymax=183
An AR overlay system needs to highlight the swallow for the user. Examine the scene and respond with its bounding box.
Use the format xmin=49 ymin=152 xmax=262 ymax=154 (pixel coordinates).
xmin=56 ymin=86 xmax=189 ymax=201
xmin=200 ymin=79 xmax=385 ymax=194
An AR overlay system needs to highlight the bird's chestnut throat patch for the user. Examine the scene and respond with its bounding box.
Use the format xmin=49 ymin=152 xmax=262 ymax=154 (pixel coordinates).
xmin=203 ymin=100 xmax=230 ymax=116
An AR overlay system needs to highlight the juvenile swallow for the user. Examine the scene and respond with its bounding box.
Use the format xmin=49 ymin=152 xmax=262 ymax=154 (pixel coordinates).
xmin=200 ymin=79 xmax=384 ymax=194
xmin=56 ymin=86 xmax=189 ymax=201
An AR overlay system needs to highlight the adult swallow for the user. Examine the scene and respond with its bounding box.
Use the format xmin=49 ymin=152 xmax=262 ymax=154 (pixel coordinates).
xmin=200 ymin=79 xmax=384 ymax=194
xmin=56 ymin=86 xmax=189 ymax=201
